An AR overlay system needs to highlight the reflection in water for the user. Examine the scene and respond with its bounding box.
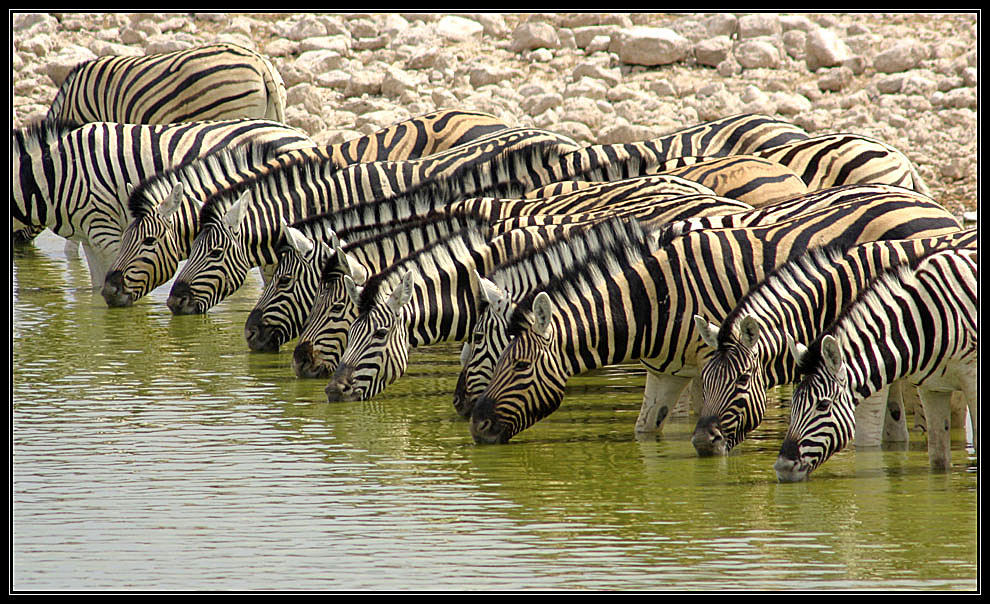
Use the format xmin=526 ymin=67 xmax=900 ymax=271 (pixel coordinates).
xmin=12 ymin=232 xmax=978 ymax=591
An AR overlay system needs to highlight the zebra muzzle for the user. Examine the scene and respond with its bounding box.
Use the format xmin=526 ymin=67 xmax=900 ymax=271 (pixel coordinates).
xmin=773 ymin=440 xmax=810 ymax=483
xmin=325 ymin=366 xmax=361 ymax=402
xmin=101 ymin=270 xmax=135 ymax=308
xmin=244 ymin=309 xmax=281 ymax=352
xmin=293 ymin=342 xmax=331 ymax=379
xmin=691 ymin=416 xmax=728 ymax=456
xmin=166 ymin=281 xmax=204 ymax=315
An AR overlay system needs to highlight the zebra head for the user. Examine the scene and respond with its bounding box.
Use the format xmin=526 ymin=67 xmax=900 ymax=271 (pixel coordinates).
xmin=692 ymin=314 xmax=769 ymax=456
xmin=470 ymin=290 xmax=565 ymax=444
xmin=102 ymin=182 xmax=186 ymax=307
xmin=325 ymin=271 xmax=415 ymax=403
xmin=774 ymin=334 xmax=856 ymax=482
xmin=244 ymin=223 xmax=336 ymax=353
xmin=453 ymin=275 xmax=515 ymax=419
xmin=291 ymin=250 xmax=365 ymax=379
xmin=167 ymin=190 xmax=251 ymax=315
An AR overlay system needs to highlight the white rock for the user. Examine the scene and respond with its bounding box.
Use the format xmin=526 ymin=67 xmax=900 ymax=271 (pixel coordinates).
xmin=694 ymin=36 xmax=732 ymax=67
xmin=874 ymin=40 xmax=928 ymax=74
xmin=735 ymin=38 xmax=781 ymax=69
xmin=737 ymin=14 xmax=782 ymax=39
xmin=436 ymin=15 xmax=484 ymax=42
xmin=805 ymin=27 xmax=853 ymax=71
xmin=611 ymin=27 xmax=689 ymax=66
xmin=510 ymin=21 xmax=560 ymax=52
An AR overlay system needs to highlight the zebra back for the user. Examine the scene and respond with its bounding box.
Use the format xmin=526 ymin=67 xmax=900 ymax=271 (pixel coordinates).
xmin=776 ymin=245 xmax=978 ymax=481
xmin=47 ymin=43 xmax=288 ymax=125
xmin=754 ymin=133 xmax=932 ymax=196
xmin=692 ymin=227 xmax=977 ymax=455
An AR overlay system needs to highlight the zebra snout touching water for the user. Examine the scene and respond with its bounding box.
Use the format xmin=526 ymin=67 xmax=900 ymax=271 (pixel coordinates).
xmin=774 ymin=246 xmax=978 ymax=482
xmin=690 ymin=228 xmax=978 ymax=457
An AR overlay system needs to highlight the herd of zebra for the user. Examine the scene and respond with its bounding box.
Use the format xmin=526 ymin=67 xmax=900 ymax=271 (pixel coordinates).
xmin=13 ymin=43 xmax=978 ymax=483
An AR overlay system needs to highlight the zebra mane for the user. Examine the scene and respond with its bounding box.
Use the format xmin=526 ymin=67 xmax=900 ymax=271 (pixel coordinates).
xmin=311 ymin=210 xmax=494 ymax=282
xmin=12 ymin=118 xmax=80 ymax=154
xmin=197 ymin=135 xmax=566 ymax=227
xmin=126 ymin=139 xmax=286 ymax=219
xmin=794 ymin=245 xmax=966 ymax=376
xmin=506 ymin=217 xmax=655 ymax=337
xmin=337 ymin=208 xmax=494 ymax=252
xmin=489 ymin=215 xmax=652 ymax=301
xmin=716 ymin=242 xmax=852 ymax=347
xmin=356 ymin=226 xmax=491 ymax=315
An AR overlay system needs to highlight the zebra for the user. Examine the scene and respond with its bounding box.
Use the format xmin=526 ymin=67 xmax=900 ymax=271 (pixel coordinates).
xmin=12 ymin=118 xmax=314 ymax=288
xmin=164 ymin=127 xmax=583 ymax=315
xmin=467 ymin=187 xmax=963 ymax=444
xmin=290 ymin=180 xmax=756 ymax=380
xmin=773 ymin=246 xmax=978 ymax=482
xmin=246 ymin=208 xmax=497 ymax=353
xmin=451 ymin=183 xmax=954 ymax=420
xmin=46 ymin=43 xmax=288 ymax=125
xmin=100 ymin=109 xmax=509 ymax=307
xmin=752 ymin=132 xmax=931 ymax=195
xmin=690 ymin=227 xmax=978 ymax=456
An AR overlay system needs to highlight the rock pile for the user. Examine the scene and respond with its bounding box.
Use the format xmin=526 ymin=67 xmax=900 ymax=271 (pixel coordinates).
xmin=12 ymin=12 xmax=977 ymax=218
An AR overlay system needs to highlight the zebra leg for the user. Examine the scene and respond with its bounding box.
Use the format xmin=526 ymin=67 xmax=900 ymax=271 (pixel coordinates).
xmin=635 ymin=372 xmax=692 ymax=434
xmin=80 ymin=241 xmax=110 ymax=290
xmin=882 ymin=380 xmax=911 ymax=443
xmin=918 ymin=388 xmax=954 ymax=472
xmin=854 ymin=385 xmax=890 ymax=448
xmin=960 ymin=369 xmax=978 ymax=454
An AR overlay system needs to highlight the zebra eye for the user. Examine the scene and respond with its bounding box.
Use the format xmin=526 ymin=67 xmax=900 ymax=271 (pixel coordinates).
xmin=735 ymin=373 xmax=751 ymax=387
xmin=472 ymin=332 xmax=485 ymax=344
xmin=816 ymin=398 xmax=833 ymax=412
xmin=330 ymin=303 xmax=345 ymax=313
xmin=513 ymin=360 xmax=531 ymax=372
xmin=374 ymin=327 xmax=389 ymax=338
xmin=277 ymin=276 xmax=293 ymax=288
xmin=141 ymin=236 xmax=156 ymax=246
xmin=208 ymin=247 xmax=224 ymax=259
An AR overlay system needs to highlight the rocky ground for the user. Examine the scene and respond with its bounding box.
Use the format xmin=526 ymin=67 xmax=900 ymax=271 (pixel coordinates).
xmin=11 ymin=12 xmax=978 ymax=219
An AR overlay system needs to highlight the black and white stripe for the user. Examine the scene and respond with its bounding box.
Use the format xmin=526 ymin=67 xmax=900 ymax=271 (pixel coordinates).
xmin=165 ymin=127 xmax=583 ymax=315
xmin=100 ymin=109 xmax=508 ymax=307
xmin=47 ymin=43 xmax=288 ymax=125
xmin=774 ymin=246 xmax=977 ymax=481
xmin=12 ymin=118 xmax=313 ymax=288
xmin=691 ymin=227 xmax=977 ymax=456
xmin=468 ymin=187 xmax=962 ymax=444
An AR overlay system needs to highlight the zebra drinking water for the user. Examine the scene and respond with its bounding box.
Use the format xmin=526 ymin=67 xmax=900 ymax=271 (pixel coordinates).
xmin=774 ymin=246 xmax=978 ymax=481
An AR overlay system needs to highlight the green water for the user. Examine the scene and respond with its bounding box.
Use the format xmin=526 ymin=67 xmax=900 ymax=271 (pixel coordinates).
xmin=11 ymin=232 xmax=979 ymax=591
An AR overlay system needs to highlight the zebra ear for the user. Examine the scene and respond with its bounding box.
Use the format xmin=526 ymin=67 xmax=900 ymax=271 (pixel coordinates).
xmin=738 ymin=315 xmax=761 ymax=350
xmin=459 ymin=342 xmax=473 ymax=366
xmin=820 ymin=335 xmax=844 ymax=375
xmin=479 ymin=275 xmax=508 ymax=307
xmin=386 ymin=271 xmax=415 ymax=313
xmin=531 ymin=291 xmax=553 ymax=338
xmin=786 ymin=335 xmax=808 ymax=365
xmin=284 ymin=225 xmax=314 ymax=258
xmin=343 ymin=250 xmax=368 ymax=286
xmin=694 ymin=314 xmax=720 ymax=349
xmin=343 ymin=275 xmax=363 ymax=306
xmin=224 ymin=190 xmax=250 ymax=234
xmin=158 ymin=182 xmax=184 ymax=220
